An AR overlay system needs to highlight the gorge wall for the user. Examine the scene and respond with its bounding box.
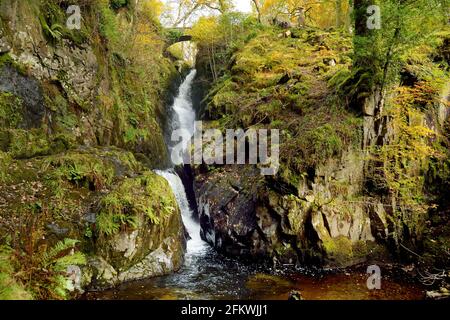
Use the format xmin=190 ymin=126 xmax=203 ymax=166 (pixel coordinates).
xmin=0 ymin=0 xmax=186 ymax=299
xmin=193 ymin=25 xmax=450 ymax=269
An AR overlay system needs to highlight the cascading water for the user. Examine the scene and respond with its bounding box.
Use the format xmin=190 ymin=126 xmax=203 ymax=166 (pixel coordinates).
xmin=156 ymin=69 xmax=207 ymax=257
xmin=155 ymin=170 xmax=207 ymax=255
xmin=166 ymin=69 xmax=197 ymax=166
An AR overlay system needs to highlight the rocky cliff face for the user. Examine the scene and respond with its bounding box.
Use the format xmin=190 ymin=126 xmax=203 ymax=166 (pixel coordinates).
xmin=0 ymin=0 xmax=186 ymax=298
xmin=0 ymin=0 xmax=175 ymax=165
xmin=194 ymin=27 xmax=450 ymax=268
xmin=196 ymin=151 xmax=385 ymax=267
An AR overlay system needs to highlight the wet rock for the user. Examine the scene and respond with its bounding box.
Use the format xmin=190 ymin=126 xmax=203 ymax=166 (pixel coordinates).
xmin=0 ymin=66 xmax=45 ymax=129
xmin=176 ymin=164 xmax=199 ymax=218
xmin=197 ymin=166 xmax=276 ymax=259
xmin=88 ymin=257 xmax=118 ymax=289
xmin=46 ymin=222 xmax=69 ymax=236
xmin=368 ymin=203 xmax=389 ymax=241
xmin=288 ymin=290 xmax=303 ymax=300
xmin=0 ymin=0 xmax=186 ymax=295
xmin=95 ymin=205 xmax=185 ymax=278
xmin=118 ymin=238 xmax=180 ymax=282
xmin=426 ymin=287 xmax=450 ymax=300
xmin=90 ymin=172 xmax=186 ymax=288
xmin=196 ymin=149 xmax=388 ymax=267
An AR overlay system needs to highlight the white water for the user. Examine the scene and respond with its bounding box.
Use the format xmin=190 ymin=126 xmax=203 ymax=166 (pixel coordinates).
xmin=168 ymin=69 xmax=197 ymax=165
xmin=155 ymin=169 xmax=206 ymax=255
xmin=156 ymin=69 xmax=207 ymax=257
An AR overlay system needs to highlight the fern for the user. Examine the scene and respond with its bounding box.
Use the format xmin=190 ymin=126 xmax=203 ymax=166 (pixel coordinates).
xmin=96 ymin=212 xmax=121 ymax=236
xmin=41 ymin=239 xmax=86 ymax=270
xmin=143 ymin=206 xmax=160 ymax=224
xmin=39 ymin=16 xmax=63 ymax=41
xmin=1 ymin=239 xmax=86 ymax=300
xmin=37 ymin=239 xmax=87 ymax=299
xmin=49 ymin=24 xmax=64 ymax=39
xmin=160 ymin=197 xmax=175 ymax=216
xmin=0 ymin=247 xmax=32 ymax=300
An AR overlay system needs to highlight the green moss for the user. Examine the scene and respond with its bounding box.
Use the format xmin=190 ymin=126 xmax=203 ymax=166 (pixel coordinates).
xmin=322 ymin=236 xmax=354 ymax=267
xmin=202 ymin=28 xmax=362 ymax=182
xmin=0 ymin=92 xmax=23 ymax=128
xmin=38 ymin=0 xmax=89 ymax=46
xmin=309 ymin=124 xmax=343 ymax=163
xmin=273 ymin=242 xmax=297 ymax=260
xmin=98 ymin=1 xmax=120 ymax=45
xmin=0 ymin=151 xmax=12 ymax=183
xmin=0 ymin=129 xmax=75 ymax=159
xmin=0 ymin=0 xmax=181 ymax=295
xmin=1 ymin=129 xmax=51 ymax=158
xmin=0 ymin=53 xmax=14 ymax=68
xmin=321 ymin=235 xmax=382 ymax=267
xmin=43 ymin=148 xmax=140 ymax=192
xmin=0 ymin=53 xmax=28 ymax=76
xmin=96 ymin=172 xmax=177 ymax=236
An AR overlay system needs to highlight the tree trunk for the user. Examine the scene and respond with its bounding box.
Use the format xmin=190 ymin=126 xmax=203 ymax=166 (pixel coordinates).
xmin=251 ymin=0 xmax=262 ymax=23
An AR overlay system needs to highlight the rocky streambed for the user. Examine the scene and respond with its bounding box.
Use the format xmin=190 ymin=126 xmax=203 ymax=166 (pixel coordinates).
xmin=84 ymin=254 xmax=426 ymax=300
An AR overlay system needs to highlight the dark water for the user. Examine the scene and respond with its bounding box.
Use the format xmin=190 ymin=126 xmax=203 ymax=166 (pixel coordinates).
xmin=84 ymin=247 xmax=424 ymax=301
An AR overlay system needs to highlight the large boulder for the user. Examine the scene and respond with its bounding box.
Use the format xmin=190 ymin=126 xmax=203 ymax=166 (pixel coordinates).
xmin=90 ymin=173 xmax=186 ymax=288
xmin=197 ymin=166 xmax=271 ymax=259
xmin=196 ymin=150 xmax=388 ymax=268
xmin=0 ymin=147 xmax=186 ymax=292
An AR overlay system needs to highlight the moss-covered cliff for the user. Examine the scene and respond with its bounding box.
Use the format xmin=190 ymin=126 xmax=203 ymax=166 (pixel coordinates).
xmin=0 ymin=0 xmax=177 ymax=165
xmin=194 ymin=21 xmax=450 ymax=270
xmin=0 ymin=0 xmax=185 ymax=299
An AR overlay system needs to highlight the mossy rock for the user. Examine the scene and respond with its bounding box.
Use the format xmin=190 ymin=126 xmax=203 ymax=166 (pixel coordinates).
xmin=0 ymin=92 xmax=24 ymax=128
xmin=0 ymin=128 xmax=75 ymax=159
xmin=0 ymin=151 xmax=11 ymax=183
xmin=94 ymin=171 xmax=185 ymax=272
xmin=320 ymin=236 xmax=386 ymax=268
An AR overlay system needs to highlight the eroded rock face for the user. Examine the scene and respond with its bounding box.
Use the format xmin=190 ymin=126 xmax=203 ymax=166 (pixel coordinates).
xmin=0 ymin=0 xmax=174 ymax=160
xmin=0 ymin=1 xmax=98 ymax=105
xmin=197 ymin=166 xmax=270 ymax=259
xmin=0 ymin=147 xmax=187 ymax=292
xmin=196 ymin=150 xmax=389 ymax=268
xmin=88 ymin=232 xmax=185 ymax=289
xmin=0 ymin=65 xmax=45 ymax=129
xmin=0 ymin=0 xmax=185 ymax=297
xmin=195 ymin=74 xmax=449 ymax=268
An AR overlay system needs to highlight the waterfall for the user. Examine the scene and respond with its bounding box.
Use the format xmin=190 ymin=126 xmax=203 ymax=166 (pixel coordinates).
xmin=167 ymin=69 xmax=197 ymax=165
xmin=155 ymin=170 xmax=206 ymax=255
xmin=156 ymin=69 xmax=207 ymax=257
